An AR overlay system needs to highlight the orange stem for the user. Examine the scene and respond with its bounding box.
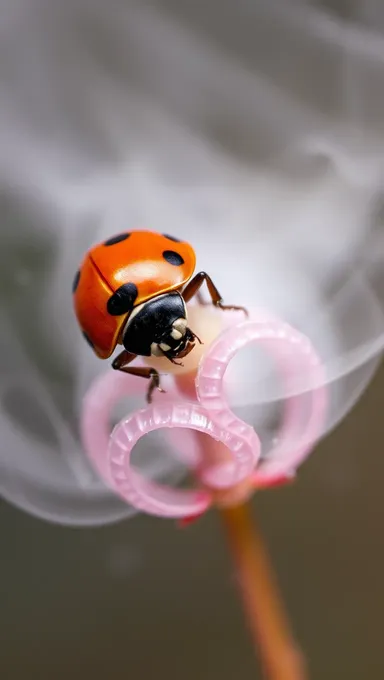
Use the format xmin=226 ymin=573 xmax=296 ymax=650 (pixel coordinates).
xmin=175 ymin=372 xmax=307 ymax=680
xmin=220 ymin=502 xmax=307 ymax=680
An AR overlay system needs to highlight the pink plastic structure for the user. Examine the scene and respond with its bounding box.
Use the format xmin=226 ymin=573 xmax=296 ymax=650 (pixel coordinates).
xmin=81 ymin=312 xmax=327 ymax=518
xmin=197 ymin=319 xmax=327 ymax=487
xmin=81 ymin=371 xmax=218 ymax=518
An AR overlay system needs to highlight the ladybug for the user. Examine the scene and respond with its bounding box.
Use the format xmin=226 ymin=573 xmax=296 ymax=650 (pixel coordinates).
xmin=73 ymin=230 xmax=247 ymax=402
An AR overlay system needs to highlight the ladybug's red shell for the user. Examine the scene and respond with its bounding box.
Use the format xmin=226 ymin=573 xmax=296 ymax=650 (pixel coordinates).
xmin=73 ymin=231 xmax=196 ymax=359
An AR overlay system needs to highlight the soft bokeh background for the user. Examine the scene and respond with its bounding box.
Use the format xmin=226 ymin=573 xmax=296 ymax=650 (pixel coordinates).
xmin=1 ymin=0 xmax=384 ymax=678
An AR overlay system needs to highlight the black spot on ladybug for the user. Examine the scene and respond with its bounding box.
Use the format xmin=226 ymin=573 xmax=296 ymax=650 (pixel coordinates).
xmin=107 ymin=282 xmax=138 ymax=316
xmin=82 ymin=331 xmax=94 ymax=349
xmin=163 ymin=233 xmax=182 ymax=243
xmin=162 ymin=250 xmax=184 ymax=266
xmin=72 ymin=270 xmax=81 ymax=293
xmin=104 ymin=232 xmax=131 ymax=246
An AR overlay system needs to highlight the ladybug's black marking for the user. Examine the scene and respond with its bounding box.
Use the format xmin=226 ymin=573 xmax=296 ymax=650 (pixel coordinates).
xmin=123 ymin=292 xmax=186 ymax=356
xmin=82 ymin=331 xmax=94 ymax=349
xmin=107 ymin=282 xmax=138 ymax=316
xmin=104 ymin=232 xmax=131 ymax=247
xmin=72 ymin=270 xmax=81 ymax=293
xmin=162 ymin=250 xmax=184 ymax=266
xmin=163 ymin=233 xmax=182 ymax=243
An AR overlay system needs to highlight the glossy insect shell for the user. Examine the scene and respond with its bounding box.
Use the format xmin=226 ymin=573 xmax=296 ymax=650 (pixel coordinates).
xmin=73 ymin=231 xmax=196 ymax=359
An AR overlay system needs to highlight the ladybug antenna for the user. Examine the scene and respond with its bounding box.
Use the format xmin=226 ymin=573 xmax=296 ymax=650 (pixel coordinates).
xmin=189 ymin=329 xmax=203 ymax=345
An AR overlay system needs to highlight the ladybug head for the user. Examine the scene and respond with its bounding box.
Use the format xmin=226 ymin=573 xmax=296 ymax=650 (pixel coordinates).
xmin=155 ymin=320 xmax=201 ymax=365
xmin=122 ymin=292 xmax=201 ymax=363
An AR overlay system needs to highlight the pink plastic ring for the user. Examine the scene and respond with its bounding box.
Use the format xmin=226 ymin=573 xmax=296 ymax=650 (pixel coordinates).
xmin=81 ymin=314 xmax=327 ymax=519
xmin=109 ymin=402 xmax=212 ymax=517
xmin=81 ymin=368 xmax=212 ymax=517
xmin=197 ymin=319 xmax=327 ymax=485
xmin=108 ymin=397 xmax=260 ymax=516
xmin=81 ymin=368 xmax=147 ymax=487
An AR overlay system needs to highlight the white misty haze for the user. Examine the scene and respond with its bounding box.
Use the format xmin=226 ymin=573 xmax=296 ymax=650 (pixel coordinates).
xmin=0 ymin=0 xmax=383 ymax=524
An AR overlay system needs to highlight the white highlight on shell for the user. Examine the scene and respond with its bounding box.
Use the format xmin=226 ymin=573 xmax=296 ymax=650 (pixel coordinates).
xmin=150 ymin=342 xmax=163 ymax=357
xmin=160 ymin=342 xmax=171 ymax=352
xmin=173 ymin=318 xmax=187 ymax=333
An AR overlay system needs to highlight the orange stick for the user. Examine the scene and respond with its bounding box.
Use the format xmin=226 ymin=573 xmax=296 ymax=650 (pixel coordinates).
xmin=148 ymin=306 xmax=307 ymax=679
xmin=220 ymin=502 xmax=307 ymax=680
xmin=175 ymin=372 xmax=307 ymax=680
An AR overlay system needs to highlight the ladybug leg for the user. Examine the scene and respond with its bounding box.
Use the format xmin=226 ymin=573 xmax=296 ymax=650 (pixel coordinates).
xmin=127 ymin=366 xmax=166 ymax=404
xmin=112 ymin=350 xmax=166 ymax=404
xmin=182 ymin=272 xmax=248 ymax=316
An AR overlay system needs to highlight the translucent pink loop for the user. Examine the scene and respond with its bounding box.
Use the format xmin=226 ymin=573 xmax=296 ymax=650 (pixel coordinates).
xmin=197 ymin=319 xmax=327 ymax=486
xmin=81 ymin=368 xmax=148 ymax=486
xmin=81 ymin=366 xmax=260 ymax=518
xmin=81 ymin=312 xmax=327 ymax=519
xmin=81 ymin=368 xmax=212 ymax=517
xmin=108 ymin=401 xmax=258 ymax=517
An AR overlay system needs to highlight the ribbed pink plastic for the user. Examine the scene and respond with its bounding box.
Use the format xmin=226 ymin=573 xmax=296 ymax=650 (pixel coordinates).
xmin=81 ymin=313 xmax=327 ymax=518
xmin=197 ymin=319 xmax=327 ymax=487
xmin=82 ymin=368 xmax=260 ymax=518
xmin=108 ymin=400 xmax=259 ymax=517
xmin=81 ymin=368 xmax=146 ymax=486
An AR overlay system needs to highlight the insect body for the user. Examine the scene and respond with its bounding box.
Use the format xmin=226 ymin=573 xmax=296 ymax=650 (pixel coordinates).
xmin=73 ymin=230 xmax=246 ymax=401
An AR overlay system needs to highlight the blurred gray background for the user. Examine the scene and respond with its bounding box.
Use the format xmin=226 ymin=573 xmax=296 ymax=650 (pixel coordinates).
xmin=2 ymin=1 xmax=384 ymax=678
xmin=1 ymin=363 xmax=384 ymax=680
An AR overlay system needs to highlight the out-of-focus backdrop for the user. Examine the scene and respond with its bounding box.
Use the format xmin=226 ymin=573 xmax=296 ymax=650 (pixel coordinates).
xmin=1 ymin=1 xmax=384 ymax=678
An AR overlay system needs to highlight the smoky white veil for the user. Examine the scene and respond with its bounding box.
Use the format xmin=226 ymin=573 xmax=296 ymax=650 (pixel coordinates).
xmin=0 ymin=0 xmax=383 ymax=524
